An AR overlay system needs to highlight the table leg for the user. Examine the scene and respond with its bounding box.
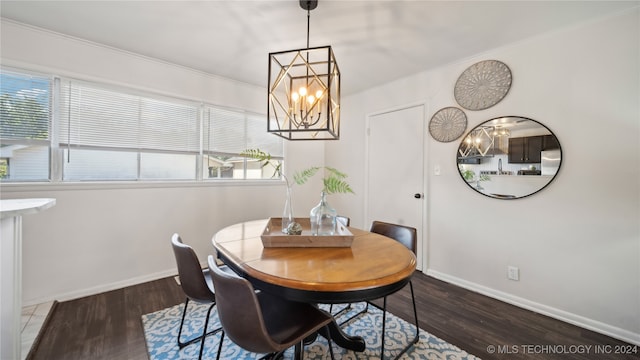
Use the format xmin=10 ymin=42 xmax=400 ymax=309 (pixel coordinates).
xmin=319 ymin=319 xmax=366 ymax=352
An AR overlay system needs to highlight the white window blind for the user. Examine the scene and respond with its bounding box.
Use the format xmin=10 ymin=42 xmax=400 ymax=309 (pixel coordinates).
xmin=247 ymin=112 xmax=283 ymax=157
xmin=204 ymin=106 xmax=245 ymax=155
xmin=59 ymin=80 xmax=200 ymax=153
xmin=203 ymin=106 xmax=283 ymax=157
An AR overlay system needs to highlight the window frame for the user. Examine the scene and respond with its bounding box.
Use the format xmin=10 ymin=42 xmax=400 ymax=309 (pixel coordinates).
xmin=0 ymin=66 xmax=284 ymax=187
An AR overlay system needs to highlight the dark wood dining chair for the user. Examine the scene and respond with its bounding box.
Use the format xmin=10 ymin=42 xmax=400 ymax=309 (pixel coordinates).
xmin=171 ymin=234 xmax=223 ymax=360
xmin=340 ymin=221 xmax=420 ymax=360
xmin=207 ymin=255 xmax=335 ymax=360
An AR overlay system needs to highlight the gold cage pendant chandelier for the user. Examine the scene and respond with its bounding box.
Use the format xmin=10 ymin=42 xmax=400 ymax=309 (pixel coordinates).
xmin=267 ymin=0 xmax=341 ymax=140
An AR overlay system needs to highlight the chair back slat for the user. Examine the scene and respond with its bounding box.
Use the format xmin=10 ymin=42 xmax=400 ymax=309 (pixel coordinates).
xmin=208 ymin=256 xmax=278 ymax=353
xmin=369 ymin=221 xmax=417 ymax=254
xmin=171 ymin=234 xmax=215 ymax=302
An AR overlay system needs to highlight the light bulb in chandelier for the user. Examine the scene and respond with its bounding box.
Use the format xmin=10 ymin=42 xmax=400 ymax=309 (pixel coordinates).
xmin=492 ymin=127 xmax=510 ymax=137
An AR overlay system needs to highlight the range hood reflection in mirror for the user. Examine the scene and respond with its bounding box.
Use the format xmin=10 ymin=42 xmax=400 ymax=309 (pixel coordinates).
xmin=457 ymin=116 xmax=562 ymax=200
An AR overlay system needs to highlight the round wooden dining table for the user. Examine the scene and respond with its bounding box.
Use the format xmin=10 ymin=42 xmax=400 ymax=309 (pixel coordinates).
xmin=212 ymin=218 xmax=417 ymax=353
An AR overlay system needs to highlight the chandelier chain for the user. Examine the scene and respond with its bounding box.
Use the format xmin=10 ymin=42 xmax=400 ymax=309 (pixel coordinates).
xmin=306 ymin=5 xmax=311 ymax=49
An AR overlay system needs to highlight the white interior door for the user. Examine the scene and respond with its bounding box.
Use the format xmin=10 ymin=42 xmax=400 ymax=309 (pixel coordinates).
xmin=366 ymin=104 xmax=425 ymax=270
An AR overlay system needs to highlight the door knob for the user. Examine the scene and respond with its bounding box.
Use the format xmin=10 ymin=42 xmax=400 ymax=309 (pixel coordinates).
xmin=414 ymin=193 xmax=422 ymax=199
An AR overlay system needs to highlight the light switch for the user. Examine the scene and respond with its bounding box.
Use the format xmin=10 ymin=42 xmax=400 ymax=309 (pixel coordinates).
xmin=434 ymin=165 xmax=441 ymax=176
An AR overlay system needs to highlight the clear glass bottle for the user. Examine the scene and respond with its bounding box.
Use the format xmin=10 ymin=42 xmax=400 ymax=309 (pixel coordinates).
xmin=309 ymin=191 xmax=337 ymax=236
xmin=282 ymin=185 xmax=294 ymax=233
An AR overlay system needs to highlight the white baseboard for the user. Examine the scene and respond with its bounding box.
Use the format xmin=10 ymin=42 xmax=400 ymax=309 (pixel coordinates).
xmin=25 ymin=266 xmax=640 ymax=347
xmin=23 ymin=268 xmax=179 ymax=307
xmin=426 ymin=269 xmax=640 ymax=346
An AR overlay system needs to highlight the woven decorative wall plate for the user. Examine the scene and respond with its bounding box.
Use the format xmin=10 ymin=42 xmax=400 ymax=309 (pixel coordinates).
xmin=454 ymin=60 xmax=512 ymax=111
xmin=429 ymin=107 xmax=467 ymax=143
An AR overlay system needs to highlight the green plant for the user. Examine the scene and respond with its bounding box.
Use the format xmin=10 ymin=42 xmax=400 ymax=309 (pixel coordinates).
xmin=293 ymin=166 xmax=354 ymax=195
xmin=462 ymin=169 xmax=475 ymax=181
xmin=459 ymin=167 xmax=490 ymax=182
xmin=241 ymin=149 xmax=354 ymax=195
xmin=240 ymin=148 xmax=283 ymax=178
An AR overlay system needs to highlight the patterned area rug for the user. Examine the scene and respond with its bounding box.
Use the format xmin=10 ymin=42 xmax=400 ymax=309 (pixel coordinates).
xmin=142 ymin=301 xmax=480 ymax=359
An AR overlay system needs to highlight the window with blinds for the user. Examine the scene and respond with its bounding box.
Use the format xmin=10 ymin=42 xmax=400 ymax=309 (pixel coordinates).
xmin=0 ymin=69 xmax=51 ymax=181
xmin=203 ymin=106 xmax=283 ymax=180
xmin=0 ymin=67 xmax=283 ymax=183
xmin=59 ymin=80 xmax=201 ymax=180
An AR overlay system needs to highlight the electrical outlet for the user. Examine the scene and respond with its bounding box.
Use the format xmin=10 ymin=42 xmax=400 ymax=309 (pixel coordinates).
xmin=434 ymin=164 xmax=441 ymax=176
xmin=507 ymin=266 xmax=520 ymax=281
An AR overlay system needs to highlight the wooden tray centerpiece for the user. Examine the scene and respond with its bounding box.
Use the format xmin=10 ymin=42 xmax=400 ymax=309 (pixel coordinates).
xmin=261 ymin=217 xmax=354 ymax=248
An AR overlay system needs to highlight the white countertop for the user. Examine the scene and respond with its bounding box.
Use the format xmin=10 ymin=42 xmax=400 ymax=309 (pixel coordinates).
xmin=0 ymin=198 xmax=56 ymax=219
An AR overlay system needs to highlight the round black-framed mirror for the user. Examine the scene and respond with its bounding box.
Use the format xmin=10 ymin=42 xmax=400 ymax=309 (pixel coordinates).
xmin=457 ymin=116 xmax=562 ymax=199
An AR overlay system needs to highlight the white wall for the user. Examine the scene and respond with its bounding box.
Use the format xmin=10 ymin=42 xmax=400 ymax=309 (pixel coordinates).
xmin=328 ymin=8 xmax=639 ymax=344
xmin=0 ymin=20 xmax=325 ymax=304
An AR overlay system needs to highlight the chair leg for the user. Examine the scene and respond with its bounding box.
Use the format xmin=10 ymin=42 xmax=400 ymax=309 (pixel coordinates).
xmin=198 ymin=302 xmax=221 ymax=360
xmin=381 ymin=296 xmax=387 ymax=359
xmin=330 ymin=303 xmax=353 ymax=319
xmin=257 ymin=351 xmax=282 ymax=360
xmin=381 ymin=280 xmax=420 ymax=360
xmin=294 ymin=341 xmax=303 ymax=360
xmin=338 ymin=302 xmax=369 ymax=326
xmin=216 ymin=331 xmax=225 ymax=360
xmin=410 ymin=280 xmax=420 ymax=340
xmin=285 ymin=331 xmax=333 ymax=360
xmin=258 ymin=350 xmax=285 ymax=360
xmin=177 ymin=298 xmax=194 ymax=348
xmin=333 ymin=281 xmax=421 ymax=360
xmin=178 ymin=298 xmax=222 ymax=349
xmin=325 ymin=325 xmax=335 ymax=360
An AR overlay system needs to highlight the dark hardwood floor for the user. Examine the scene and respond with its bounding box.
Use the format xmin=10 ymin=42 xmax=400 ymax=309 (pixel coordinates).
xmin=27 ymin=272 xmax=639 ymax=360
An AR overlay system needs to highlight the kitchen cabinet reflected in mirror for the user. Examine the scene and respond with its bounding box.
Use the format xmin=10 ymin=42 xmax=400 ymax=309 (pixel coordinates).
xmin=457 ymin=116 xmax=562 ymax=199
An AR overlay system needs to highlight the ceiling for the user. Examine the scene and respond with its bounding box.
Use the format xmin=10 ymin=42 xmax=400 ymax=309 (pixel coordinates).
xmin=1 ymin=1 xmax=637 ymax=95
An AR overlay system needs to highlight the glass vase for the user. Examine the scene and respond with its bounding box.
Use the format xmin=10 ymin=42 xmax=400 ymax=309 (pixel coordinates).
xmin=310 ymin=191 xmax=337 ymax=236
xmin=282 ymin=185 xmax=294 ymax=233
